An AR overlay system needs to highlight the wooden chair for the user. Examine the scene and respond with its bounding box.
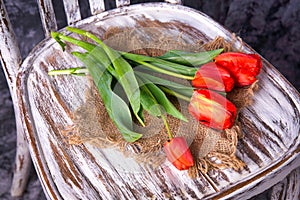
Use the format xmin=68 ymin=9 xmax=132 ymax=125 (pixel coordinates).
xmin=1 ymin=0 xmax=299 ymax=199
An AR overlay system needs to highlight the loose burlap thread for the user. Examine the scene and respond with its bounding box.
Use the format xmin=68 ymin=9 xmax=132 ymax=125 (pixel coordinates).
xmin=62 ymin=25 xmax=257 ymax=177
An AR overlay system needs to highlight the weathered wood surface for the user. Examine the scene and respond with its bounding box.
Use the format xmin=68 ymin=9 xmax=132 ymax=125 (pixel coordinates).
xmin=0 ymin=0 xmax=32 ymax=196
xmin=16 ymin=3 xmax=300 ymax=199
xmin=88 ymin=0 xmax=105 ymax=15
xmin=37 ymin=0 xmax=57 ymax=37
xmin=270 ymin=168 xmax=300 ymax=200
xmin=62 ymin=0 xmax=81 ymax=25
xmin=115 ymin=0 xmax=130 ymax=8
xmin=164 ymin=0 xmax=182 ymax=4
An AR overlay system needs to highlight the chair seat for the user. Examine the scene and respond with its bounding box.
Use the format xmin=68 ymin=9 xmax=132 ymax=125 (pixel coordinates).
xmin=16 ymin=3 xmax=300 ymax=199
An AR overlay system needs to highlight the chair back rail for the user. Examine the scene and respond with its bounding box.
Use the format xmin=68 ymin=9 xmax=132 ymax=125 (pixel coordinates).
xmin=37 ymin=0 xmax=57 ymax=37
xmin=116 ymin=0 xmax=130 ymax=7
xmin=62 ymin=0 xmax=82 ymax=25
xmin=36 ymin=0 xmax=183 ymax=38
xmin=89 ymin=0 xmax=105 ymax=15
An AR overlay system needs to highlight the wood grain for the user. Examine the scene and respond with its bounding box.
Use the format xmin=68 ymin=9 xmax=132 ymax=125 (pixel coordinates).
xmin=88 ymin=0 xmax=105 ymax=15
xmin=0 ymin=0 xmax=32 ymax=196
xmin=270 ymin=168 xmax=300 ymax=200
xmin=16 ymin=3 xmax=300 ymax=199
xmin=36 ymin=0 xmax=57 ymax=37
xmin=116 ymin=0 xmax=130 ymax=8
xmin=62 ymin=0 xmax=81 ymax=25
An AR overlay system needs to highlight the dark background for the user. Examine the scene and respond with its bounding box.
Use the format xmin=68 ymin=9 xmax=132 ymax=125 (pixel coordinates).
xmin=0 ymin=0 xmax=299 ymax=199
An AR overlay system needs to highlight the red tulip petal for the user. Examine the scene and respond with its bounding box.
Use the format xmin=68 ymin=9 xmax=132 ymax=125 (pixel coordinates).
xmin=192 ymin=62 xmax=235 ymax=92
xmin=188 ymin=89 xmax=236 ymax=130
xmin=214 ymin=52 xmax=262 ymax=87
xmin=164 ymin=137 xmax=194 ymax=170
xmin=234 ymin=72 xmax=257 ymax=87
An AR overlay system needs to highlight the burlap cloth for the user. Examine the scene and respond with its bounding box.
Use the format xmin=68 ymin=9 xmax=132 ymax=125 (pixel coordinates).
xmin=62 ymin=26 xmax=258 ymax=177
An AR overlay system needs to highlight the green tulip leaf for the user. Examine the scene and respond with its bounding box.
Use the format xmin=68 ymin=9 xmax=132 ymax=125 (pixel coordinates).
xmin=159 ymin=49 xmax=223 ymax=66
xmin=66 ymin=27 xmax=144 ymax=126
xmin=135 ymin=71 xmax=194 ymax=98
xmin=138 ymin=76 xmax=188 ymax=122
xmin=73 ymin=51 xmax=142 ymax=142
xmin=137 ymin=77 xmax=162 ymax=117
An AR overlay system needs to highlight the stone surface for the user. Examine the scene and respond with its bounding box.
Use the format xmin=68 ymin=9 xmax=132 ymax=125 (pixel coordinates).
xmin=0 ymin=0 xmax=299 ymax=199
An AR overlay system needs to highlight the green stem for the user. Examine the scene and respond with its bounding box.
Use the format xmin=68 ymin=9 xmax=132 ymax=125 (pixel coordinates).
xmin=136 ymin=60 xmax=194 ymax=80
xmin=48 ymin=67 xmax=88 ymax=76
xmin=122 ymin=51 xmax=198 ymax=76
xmin=52 ymin=32 xmax=96 ymax=52
xmin=160 ymin=86 xmax=191 ymax=102
xmin=66 ymin=27 xmax=109 ymax=52
xmin=161 ymin=115 xmax=173 ymax=139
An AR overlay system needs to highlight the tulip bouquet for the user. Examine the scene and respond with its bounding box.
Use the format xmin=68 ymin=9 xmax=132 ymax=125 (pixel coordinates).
xmin=49 ymin=27 xmax=262 ymax=171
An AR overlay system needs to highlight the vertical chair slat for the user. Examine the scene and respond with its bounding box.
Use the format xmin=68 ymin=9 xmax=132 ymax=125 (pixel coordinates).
xmin=0 ymin=0 xmax=22 ymax=83
xmin=37 ymin=0 xmax=58 ymax=37
xmin=164 ymin=0 xmax=183 ymax=5
xmin=89 ymin=0 xmax=105 ymax=15
xmin=0 ymin=0 xmax=32 ymax=197
xmin=116 ymin=0 xmax=130 ymax=8
xmin=63 ymin=0 xmax=82 ymax=24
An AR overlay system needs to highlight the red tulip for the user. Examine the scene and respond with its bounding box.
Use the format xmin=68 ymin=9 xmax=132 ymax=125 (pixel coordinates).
xmin=164 ymin=137 xmax=194 ymax=170
xmin=214 ymin=52 xmax=262 ymax=87
xmin=192 ymin=62 xmax=235 ymax=92
xmin=188 ymin=89 xmax=236 ymax=130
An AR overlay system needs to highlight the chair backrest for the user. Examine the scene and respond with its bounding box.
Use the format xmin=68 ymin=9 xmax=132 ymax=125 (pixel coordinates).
xmin=39 ymin=0 xmax=182 ymax=37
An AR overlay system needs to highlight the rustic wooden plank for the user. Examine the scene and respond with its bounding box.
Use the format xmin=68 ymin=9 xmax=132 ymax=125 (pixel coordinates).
xmin=270 ymin=168 xmax=300 ymax=200
xmin=37 ymin=0 xmax=57 ymax=37
xmin=0 ymin=0 xmax=32 ymax=197
xmin=88 ymin=0 xmax=105 ymax=15
xmin=16 ymin=3 xmax=300 ymax=199
xmin=62 ymin=0 xmax=81 ymax=25
xmin=9 ymin=121 xmax=32 ymax=197
xmin=0 ymin=0 xmax=22 ymax=83
xmin=116 ymin=0 xmax=130 ymax=8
